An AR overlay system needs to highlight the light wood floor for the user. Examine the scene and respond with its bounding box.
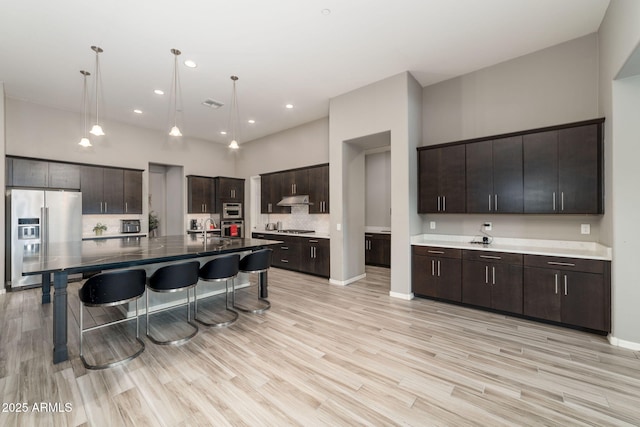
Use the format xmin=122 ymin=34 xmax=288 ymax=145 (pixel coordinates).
xmin=1 ymin=266 xmax=640 ymax=426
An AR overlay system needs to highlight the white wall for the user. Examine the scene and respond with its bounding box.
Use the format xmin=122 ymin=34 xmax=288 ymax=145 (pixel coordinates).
xmin=421 ymin=34 xmax=602 ymax=242
xmin=1 ymin=83 xmax=6 ymax=292
xmin=365 ymin=150 xmax=391 ymax=228
xmin=598 ymin=0 xmax=640 ymax=348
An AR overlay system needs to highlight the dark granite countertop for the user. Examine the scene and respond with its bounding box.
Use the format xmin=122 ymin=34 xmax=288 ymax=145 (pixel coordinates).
xmin=22 ymin=235 xmax=282 ymax=275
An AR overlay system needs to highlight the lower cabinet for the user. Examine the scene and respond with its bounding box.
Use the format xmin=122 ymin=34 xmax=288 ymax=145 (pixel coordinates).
xmin=523 ymin=255 xmax=610 ymax=331
xmin=252 ymin=233 xmax=330 ymax=278
xmin=412 ymin=246 xmax=461 ymax=302
xmin=365 ymin=233 xmax=391 ymax=267
xmin=462 ymin=250 xmax=523 ymax=314
xmin=412 ymin=245 xmax=611 ymax=333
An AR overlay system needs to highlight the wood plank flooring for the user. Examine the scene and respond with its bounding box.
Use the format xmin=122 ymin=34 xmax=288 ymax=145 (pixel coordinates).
xmin=1 ymin=266 xmax=640 ymax=426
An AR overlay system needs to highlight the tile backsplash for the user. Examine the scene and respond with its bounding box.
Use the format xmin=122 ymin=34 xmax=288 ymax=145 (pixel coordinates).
xmin=83 ymin=214 xmax=143 ymax=237
xmin=258 ymin=205 xmax=330 ymax=234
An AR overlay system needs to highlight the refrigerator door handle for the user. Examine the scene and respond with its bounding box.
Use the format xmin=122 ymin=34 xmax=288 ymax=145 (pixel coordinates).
xmin=41 ymin=206 xmax=49 ymax=245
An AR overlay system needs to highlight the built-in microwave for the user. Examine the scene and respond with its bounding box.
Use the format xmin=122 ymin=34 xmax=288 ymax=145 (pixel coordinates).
xmin=222 ymin=202 xmax=242 ymax=219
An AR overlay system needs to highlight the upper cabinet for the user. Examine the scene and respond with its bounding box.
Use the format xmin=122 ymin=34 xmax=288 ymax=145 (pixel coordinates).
xmin=524 ymin=123 xmax=603 ymax=214
xmin=187 ymin=175 xmax=215 ymax=214
xmin=80 ymin=166 xmax=125 ymax=214
xmin=216 ymin=177 xmax=244 ymax=203
xmin=7 ymin=157 xmax=80 ymax=190
xmin=123 ymin=170 xmax=143 ymax=214
xmin=466 ymin=136 xmax=523 ymax=213
xmin=418 ymin=144 xmax=466 ymax=213
xmin=418 ymin=118 xmax=604 ymax=215
xmin=261 ymin=163 xmax=329 ymax=214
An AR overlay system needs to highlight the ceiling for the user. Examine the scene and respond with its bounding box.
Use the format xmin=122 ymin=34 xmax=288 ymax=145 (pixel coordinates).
xmin=0 ymin=0 xmax=610 ymax=146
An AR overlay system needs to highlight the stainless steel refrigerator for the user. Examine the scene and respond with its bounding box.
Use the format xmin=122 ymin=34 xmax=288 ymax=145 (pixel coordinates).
xmin=5 ymin=189 xmax=82 ymax=289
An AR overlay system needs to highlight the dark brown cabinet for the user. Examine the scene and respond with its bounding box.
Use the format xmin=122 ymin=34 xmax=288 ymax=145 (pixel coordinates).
xmin=260 ymin=173 xmax=289 ymax=214
xmin=300 ymin=237 xmax=330 ymax=277
xmin=466 ymin=137 xmax=523 ymax=213
xmin=252 ymin=233 xmax=330 ymax=278
xmin=187 ymin=175 xmax=215 ymax=214
xmin=80 ymin=166 xmax=125 ymax=214
xmin=260 ymin=163 xmax=329 ymax=214
xmin=462 ymin=250 xmax=523 ymax=313
xmin=523 ymin=123 xmax=603 ymax=214
xmin=7 ymin=157 xmax=80 ymax=190
xmin=308 ymin=164 xmax=329 ymax=213
xmin=418 ymin=145 xmax=465 ymax=213
xmin=123 ymin=170 xmax=143 ymax=214
xmin=412 ymin=246 xmax=462 ymax=302
xmin=216 ymin=177 xmax=244 ymax=203
xmin=365 ymin=233 xmax=391 ymax=267
xmin=523 ymin=254 xmax=610 ymax=332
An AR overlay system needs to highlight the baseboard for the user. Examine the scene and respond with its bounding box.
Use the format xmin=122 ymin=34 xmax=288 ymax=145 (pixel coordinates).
xmin=329 ymin=273 xmax=367 ymax=286
xmin=608 ymin=335 xmax=640 ymax=351
xmin=389 ymin=291 xmax=413 ymax=300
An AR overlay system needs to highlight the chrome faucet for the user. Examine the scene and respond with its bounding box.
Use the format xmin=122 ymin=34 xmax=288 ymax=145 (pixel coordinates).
xmin=202 ymin=218 xmax=216 ymax=250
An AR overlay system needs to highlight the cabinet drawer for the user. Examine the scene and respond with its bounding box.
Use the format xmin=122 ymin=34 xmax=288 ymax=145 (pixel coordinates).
xmin=412 ymin=246 xmax=461 ymax=259
xmin=524 ymin=254 xmax=604 ymax=274
xmin=463 ymin=250 xmax=522 ymax=265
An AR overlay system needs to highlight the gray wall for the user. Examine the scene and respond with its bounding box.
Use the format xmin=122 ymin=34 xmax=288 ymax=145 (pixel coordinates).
xmin=365 ymin=150 xmax=391 ymax=228
xmin=421 ymin=34 xmax=602 ymax=242
xmin=598 ymin=0 xmax=640 ymax=348
xmin=1 ymin=84 xmax=5 ymax=292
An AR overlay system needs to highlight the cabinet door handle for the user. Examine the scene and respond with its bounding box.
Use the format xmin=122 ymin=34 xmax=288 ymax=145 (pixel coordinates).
xmin=553 ymin=192 xmax=556 ymax=211
xmin=564 ymin=275 xmax=568 ymax=295
xmin=281 ymin=259 xmax=289 ymax=263
xmin=547 ymin=261 xmax=576 ymax=267
xmin=489 ymin=194 xmax=492 ymax=211
xmin=480 ymin=255 xmax=501 ymax=260
xmin=443 ymin=196 xmax=446 ymax=212
xmin=554 ymin=273 xmax=558 ymax=294
xmin=492 ymin=266 xmax=496 ymax=285
xmin=281 ymin=246 xmax=288 ymax=250
xmin=437 ymin=260 xmax=441 ymax=277
xmin=268 ymin=203 xmax=272 ymax=213
xmin=314 ymin=247 xmax=317 ymax=258
xmin=105 ymin=202 xmax=107 ymax=213
xmin=431 ymin=260 xmax=435 ymax=276
xmin=311 ymin=247 xmax=314 ymax=258
xmin=485 ymin=265 xmax=489 ymax=284
xmin=427 ymin=250 xmax=444 ymax=254
xmin=310 ymin=240 xmax=318 ymax=243
xmin=495 ymin=194 xmax=498 ymax=211
xmin=561 ymin=192 xmax=565 ymax=212
xmin=100 ymin=202 xmax=103 ymax=213
xmin=437 ymin=196 xmax=441 ymax=212
xmin=125 ymin=202 xmax=128 ymax=213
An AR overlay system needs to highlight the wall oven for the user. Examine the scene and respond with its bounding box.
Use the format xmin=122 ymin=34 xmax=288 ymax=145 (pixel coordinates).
xmin=221 ymin=220 xmax=244 ymax=238
xmin=222 ymin=202 xmax=243 ymax=219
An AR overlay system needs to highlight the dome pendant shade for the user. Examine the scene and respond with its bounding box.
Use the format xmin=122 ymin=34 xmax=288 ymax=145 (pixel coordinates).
xmin=89 ymin=124 xmax=104 ymax=136
xmin=90 ymin=46 xmax=105 ymax=136
xmin=169 ymin=126 xmax=182 ymax=137
xmin=229 ymin=139 xmax=239 ymax=149
xmin=79 ymin=137 xmax=92 ymax=147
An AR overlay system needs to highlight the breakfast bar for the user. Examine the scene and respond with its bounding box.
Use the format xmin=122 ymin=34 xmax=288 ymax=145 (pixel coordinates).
xmin=22 ymin=234 xmax=281 ymax=364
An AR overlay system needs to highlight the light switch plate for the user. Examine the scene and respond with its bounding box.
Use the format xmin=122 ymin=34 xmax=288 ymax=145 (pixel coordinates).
xmin=430 ymin=221 xmax=436 ymax=230
xmin=581 ymin=224 xmax=590 ymax=234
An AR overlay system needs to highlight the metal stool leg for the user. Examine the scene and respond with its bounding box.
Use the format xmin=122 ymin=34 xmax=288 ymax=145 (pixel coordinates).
xmin=233 ymin=272 xmax=271 ymax=314
xmin=194 ymin=278 xmax=239 ymax=327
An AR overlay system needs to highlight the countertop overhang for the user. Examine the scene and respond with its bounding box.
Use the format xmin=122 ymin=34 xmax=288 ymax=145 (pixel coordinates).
xmin=411 ymin=234 xmax=612 ymax=260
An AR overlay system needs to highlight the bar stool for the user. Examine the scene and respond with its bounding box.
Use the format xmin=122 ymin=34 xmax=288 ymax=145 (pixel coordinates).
xmin=146 ymin=261 xmax=200 ymax=345
xmin=78 ymin=269 xmax=146 ymax=370
xmin=196 ymin=254 xmax=240 ymax=327
xmin=234 ymin=249 xmax=273 ymax=314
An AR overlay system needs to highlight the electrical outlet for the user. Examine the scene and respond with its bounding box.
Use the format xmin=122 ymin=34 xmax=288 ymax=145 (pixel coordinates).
xmin=336 ymin=223 xmax=341 ymax=231
xmin=484 ymin=222 xmax=492 ymax=231
xmin=581 ymin=224 xmax=590 ymax=235
xmin=430 ymin=221 xmax=436 ymax=230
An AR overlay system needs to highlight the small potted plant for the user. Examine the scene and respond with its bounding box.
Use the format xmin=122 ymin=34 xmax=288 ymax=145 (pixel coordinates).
xmin=149 ymin=211 xmax=159 ymax=237
xmin=93 ymin=222 xmax=107 ymax=236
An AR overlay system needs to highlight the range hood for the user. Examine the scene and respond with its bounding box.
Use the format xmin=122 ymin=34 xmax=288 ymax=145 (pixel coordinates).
xmin=277 ymin=195 xmax=314 ymax=206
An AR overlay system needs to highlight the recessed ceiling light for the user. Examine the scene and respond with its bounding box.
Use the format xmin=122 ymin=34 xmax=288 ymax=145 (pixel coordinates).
xmin=133 ymin=109 xmax=143 ymax=114
xmin=220 ymin=131 xmax=227 ymax=135
xmin=184 ymin=60 xmax=197 ymax=68
xmin=248 ymin=119 xmax=255 ymax=124
xmin=154 ymin=89 xmax=164 ymax=95
xmin=321 ymin=8 xmax=331 ymax=15
xmin=285 ymin=104 xmax=294 ymax=109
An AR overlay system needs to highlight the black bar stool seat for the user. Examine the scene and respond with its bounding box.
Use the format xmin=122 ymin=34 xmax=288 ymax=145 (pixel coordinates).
xmin=196 ymin=254 xmax=240 ymax=327
xmin=78 ymin=269 xmax=147 ymax=370
xmin=146 ymin=261 xmax=200 ymax=346
xmin=234 ymin=249 xmax=272 ymax=314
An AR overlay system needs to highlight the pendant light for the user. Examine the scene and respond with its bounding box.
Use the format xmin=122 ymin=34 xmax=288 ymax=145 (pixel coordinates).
xmin=169 ymin=48 xmax=182 ymax=136
xmin=228 ymin=75 xmax=240 ymax=149
xmin=89 ymin=46 xmax=105 ymax=136
xmin=78 ymin=70 xmax=92 ymax=147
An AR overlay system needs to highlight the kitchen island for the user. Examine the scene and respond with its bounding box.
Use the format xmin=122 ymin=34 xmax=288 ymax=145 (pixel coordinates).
xmin=22 ymin=234 xmax=282 ymax=364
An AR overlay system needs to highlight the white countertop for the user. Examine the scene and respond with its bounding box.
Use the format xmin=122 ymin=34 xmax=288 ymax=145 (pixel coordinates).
xmin=365 ymin=226 xmax=391 ymax=234
xmin=411 ymin=234 xmax=612 ymax=260
xmin=252 ymin=230 xmax=330 ymax=239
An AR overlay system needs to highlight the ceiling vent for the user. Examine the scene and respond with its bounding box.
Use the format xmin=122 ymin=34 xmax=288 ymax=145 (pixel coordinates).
xmin=202 ymin=98 xmax=224 ymax=109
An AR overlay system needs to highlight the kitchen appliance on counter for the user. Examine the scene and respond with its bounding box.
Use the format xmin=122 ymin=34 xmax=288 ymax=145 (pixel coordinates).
xmin=221 ymin=220 xmax=244 ymax=238
xmin=6 ymin=189 xmax=82 ymax=289
xmin=222 ymin=202 xmax=242 ymax=219
xmin=121 ymin=219 xmax=141 ymax=233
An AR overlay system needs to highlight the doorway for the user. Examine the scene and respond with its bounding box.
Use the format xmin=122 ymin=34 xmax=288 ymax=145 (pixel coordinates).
xmin=149 ymin=163 xmax=184 ymax=236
